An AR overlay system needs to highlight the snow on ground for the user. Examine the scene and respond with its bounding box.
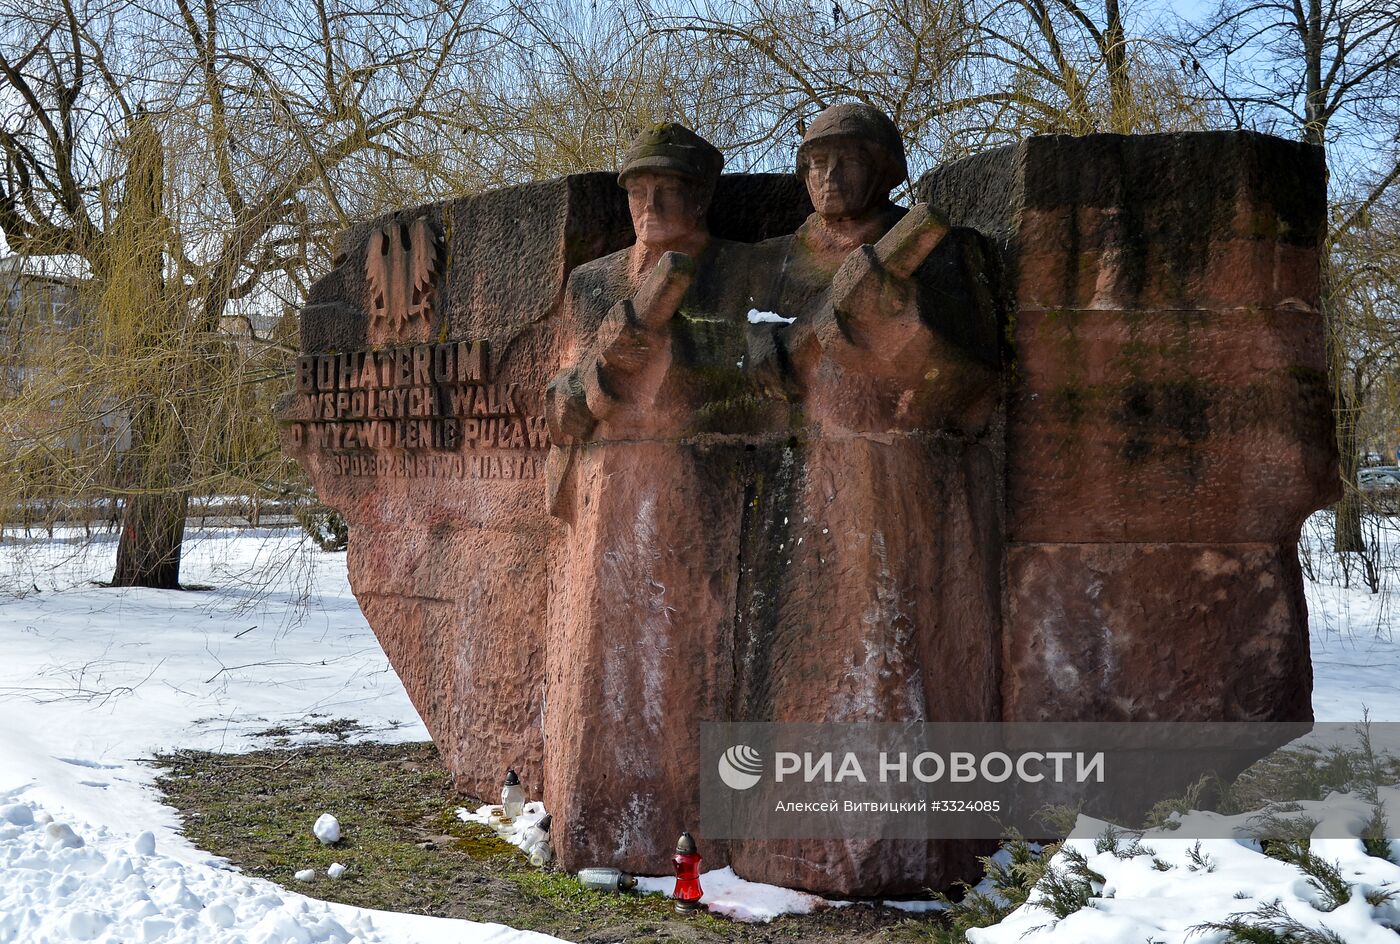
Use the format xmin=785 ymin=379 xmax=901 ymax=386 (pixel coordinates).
xmin=632 ymin=867 xmax=853 ymax=923
xmin=1309 ymin=577 xmax=1400 ymax=721
xmin=0 ymin=798 xmax=559 ymax=944
xmin=458 ymin=802 xmax=856 ymax=923
xmin=1304 ymin=513 xmax=1400 ymax=721
xmin=0 ymin=526 xmax=566 ymax=944
xmin=969 ymin=796 xmax=1400 ymax=943
xmin=3 ymin=512 xmax=1400 ymax=941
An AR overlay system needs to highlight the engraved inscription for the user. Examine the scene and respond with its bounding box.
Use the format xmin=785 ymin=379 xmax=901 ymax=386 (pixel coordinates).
xmin=290 ymin=339 xmax=549 ymax=479
xmin=331 ymin=452 xmax=546 ymax=480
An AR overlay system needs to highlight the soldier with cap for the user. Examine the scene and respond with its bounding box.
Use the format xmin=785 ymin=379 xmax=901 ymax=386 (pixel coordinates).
xmin=544 ymin=122 xmax=772 ymax=458
xmin=541 ymin=123 xmax=781 ymax=878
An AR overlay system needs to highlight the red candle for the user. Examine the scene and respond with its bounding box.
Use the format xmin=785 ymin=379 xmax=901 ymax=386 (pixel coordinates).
xmin=672 ymin=832 xmax=703 ymax=913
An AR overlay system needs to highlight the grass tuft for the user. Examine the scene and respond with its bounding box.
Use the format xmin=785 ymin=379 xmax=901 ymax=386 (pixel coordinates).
xmin=1258 ymin=841 xmax=1349 ymax=912
xmin=1186 ymin=841 xmax=1216 ymax=873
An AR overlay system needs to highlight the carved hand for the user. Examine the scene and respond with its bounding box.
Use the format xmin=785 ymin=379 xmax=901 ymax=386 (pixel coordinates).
xmin=544 ymin=367 xmax=597 ymax=443
xmin=817 ymin=203 xmax=954 ymax=373
xmin=547 ymin=252 xmax=699 ymax=441
xmin=632 ymin=251 xmax=697 ymax=330
xmin=592 ymin=250 xmax=696 ymax=381
xmin=828 ymin=204 xmax=949 ymax=349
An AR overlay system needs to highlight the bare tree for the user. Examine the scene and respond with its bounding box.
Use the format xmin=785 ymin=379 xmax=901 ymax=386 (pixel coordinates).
xmin=8 ymin=0 xmax=1377 ymax=590
xmin=636 ymin=0 xmax=1212 ymax=183
xmin=1187 ymin=0 xmax=1400 ymax=552
xmin=0 ymin=0 xmax=504 ymax=586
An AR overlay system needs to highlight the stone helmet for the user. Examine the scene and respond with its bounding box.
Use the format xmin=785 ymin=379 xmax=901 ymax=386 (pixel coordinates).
xmin=618 ymin=123 xmax=725 ymax=193
xmin=796 ymin=103 xmax=908 ymax=195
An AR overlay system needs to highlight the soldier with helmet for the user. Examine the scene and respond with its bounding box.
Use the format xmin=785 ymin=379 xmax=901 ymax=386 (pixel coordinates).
xmin=730 ymin=102 xmax=1003 ymax=895
xmin=747 ymin=101 xmax=1000 ymax=419
xmin=759 ymin=102 xmax=912 ymax=316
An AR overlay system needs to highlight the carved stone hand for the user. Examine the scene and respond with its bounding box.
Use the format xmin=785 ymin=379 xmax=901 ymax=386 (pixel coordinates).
xmin=545 ymin=251 xmax=698 ymax=444
xmin=544 ymin=367 xmax=596 ymax=444
xmin=828 ymin=203 xmax=949 ymax=359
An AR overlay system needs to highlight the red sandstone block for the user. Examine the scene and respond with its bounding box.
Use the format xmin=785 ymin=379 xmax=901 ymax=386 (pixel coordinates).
xmin=1014 ymin=210 xmax=1321 ymax=311
xmin=351 ymin=527 xmax=549 ymax=799
xmin=1013 ymin=307 xmax=1325 ymax=389
xmin=1006 ymin=416 xmax=1334 ymax=543
xmin=1003 ymin=541 xmax=1312 ymax=723
xmin=1004 ymin=306 xmax=1336 ymax=543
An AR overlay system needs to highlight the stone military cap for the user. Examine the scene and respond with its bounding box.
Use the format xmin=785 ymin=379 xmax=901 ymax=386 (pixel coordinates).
xmin=796 ymin=103 xmax=909 ymax=194
xmin=618 ymin=123 xmax=725 ymax=189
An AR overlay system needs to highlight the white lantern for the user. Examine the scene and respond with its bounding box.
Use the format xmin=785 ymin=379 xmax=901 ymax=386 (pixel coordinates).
xmin=500 ymin=768 xmax=525 ymax=820
xmin=520 ymin=814 xmax=551 ymax=850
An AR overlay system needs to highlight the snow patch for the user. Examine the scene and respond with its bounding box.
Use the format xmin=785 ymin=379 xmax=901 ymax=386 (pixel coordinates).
xmin=967 ymin=802 xmax=1400 ymax=943
xmin=746 ymin=308 xmax=796 ymax=324
xmin=635 ymin=866 xmax=852 ymax=922
xmin=132 ymin=830 xmax=156 ymax=856
xmin=0 ymin=528 xmax=568 ymax=944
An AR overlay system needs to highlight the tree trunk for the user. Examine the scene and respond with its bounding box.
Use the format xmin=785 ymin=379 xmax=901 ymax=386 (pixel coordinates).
xmin=1104 ymin=0 xmax=1134 ymax=132
xmin=107 ymin=110 xmax=189 ymax=590
xmin=1301 ymin=0 xmax=1326 ymax=147
xmin=112 ymin=491 xmax=187 ymax=588
xmin=109 ymin=396 xmax=190 ymax=587
xmin=1334 ymin=382 xmax=1364 ymax=553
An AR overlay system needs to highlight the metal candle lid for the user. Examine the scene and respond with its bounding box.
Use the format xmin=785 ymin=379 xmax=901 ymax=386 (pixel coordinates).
xmin=504 ymin=768 xmax=520 ymax=786
xmin=675 ymin=832 xmax=698 ymax=855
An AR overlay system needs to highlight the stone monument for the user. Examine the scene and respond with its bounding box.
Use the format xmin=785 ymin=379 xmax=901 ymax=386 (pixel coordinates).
xmin=278 ymin=112 xmax=1337 ymax=898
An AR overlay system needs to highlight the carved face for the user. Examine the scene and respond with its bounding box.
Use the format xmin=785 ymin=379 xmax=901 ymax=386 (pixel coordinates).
xmin=803 ymin=139 xmax=881 ymax=221
xmin=624 ymin=171 xmax=705 ymax=248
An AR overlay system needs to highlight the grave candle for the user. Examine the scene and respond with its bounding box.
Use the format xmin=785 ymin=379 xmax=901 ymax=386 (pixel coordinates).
xmin=671 ymin=832 xmax=703 ymax=914
xmin=500 ymin=768 xmax=525 ymax=820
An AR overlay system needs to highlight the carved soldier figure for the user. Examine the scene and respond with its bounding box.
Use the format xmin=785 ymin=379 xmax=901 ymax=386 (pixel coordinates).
xmin=543 ymin=124 xmax=779 ymax=504
xmin=542 ymin=124 xmax=782 ymax=875
xmin=730 ymin=103 xmax=1004 ymax=895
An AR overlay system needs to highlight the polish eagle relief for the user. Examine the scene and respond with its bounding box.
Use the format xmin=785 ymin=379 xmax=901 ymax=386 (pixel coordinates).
xmin=366 ymin=216 xmax=441 ymax=346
